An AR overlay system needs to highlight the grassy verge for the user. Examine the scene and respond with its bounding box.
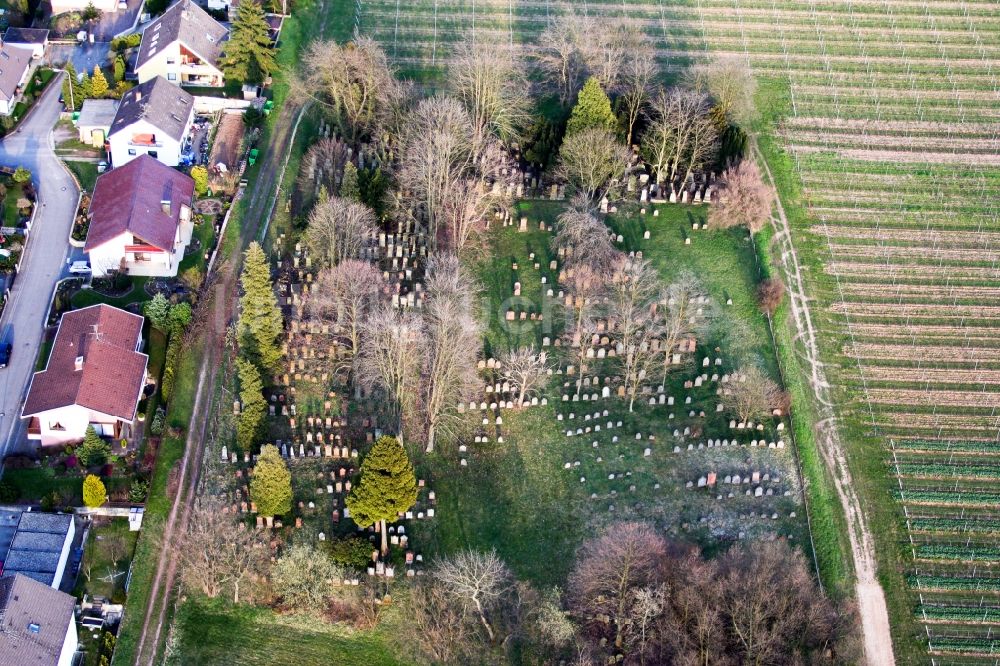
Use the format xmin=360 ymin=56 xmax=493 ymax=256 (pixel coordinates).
xmin=64 ymin=159 xmax=100 ymax=191
xmin=753 ymin=76 xmax=925 ymax=660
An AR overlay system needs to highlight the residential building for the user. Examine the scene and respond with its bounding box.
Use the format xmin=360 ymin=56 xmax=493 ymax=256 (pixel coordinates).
xmin=0 ymin=44 xmax=33 ymax=116
xmin=76 ymin=99 xmax=118 ymax=148
xmin=135 ymin=0 xmax=228 ymax=88
xmin=21 ymin=304 xmax=148 ymax=447
xmin=0 ymin=513 xmax=75 ymax=589
xmin=85 ymin=154 xmax=195 ymax=277
xmin=0 ymin=574 xmax=77 ymax=666
xmin=108 ymin=75 xmax=194 ymax=167
xmin=2 ymin=28 xmax=49 ymax=60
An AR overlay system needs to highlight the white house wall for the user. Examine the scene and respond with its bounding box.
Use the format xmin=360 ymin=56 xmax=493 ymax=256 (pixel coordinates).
xmin=109 ymin=118 xmax=187 ymax=167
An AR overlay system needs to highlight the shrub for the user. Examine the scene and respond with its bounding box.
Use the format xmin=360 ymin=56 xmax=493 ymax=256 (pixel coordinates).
xmin=83 ymin=474 xmax=107 ymax=507
xmin=0 ymin=481 xmax=17 ymax=503
xmin=326 ymin=536 xmax=375 ymax=570
xmin=190 ymin=165 xmax=209 ymax=196
xmin=149 ymin=407 xmax=165 ymax=435
xmin=12 ymin=166 xmax=31 ymax=183
xmin=78 ymin=426 xmax=111 ymax=467
xmin=128 ymin=478 xmax=149 ymax=503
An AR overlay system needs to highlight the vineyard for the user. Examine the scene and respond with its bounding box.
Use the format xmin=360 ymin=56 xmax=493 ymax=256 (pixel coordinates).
xmin=354 ymin=0 xmax=1000 ymax=662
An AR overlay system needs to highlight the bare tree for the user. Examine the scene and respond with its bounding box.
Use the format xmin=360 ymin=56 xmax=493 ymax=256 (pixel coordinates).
xmin=708 ymin=160 xmax=774 ymax=233
xmin=271 ymin=542 xmax=346 ymax=612
xmin=642 ymin=88 xmax=718 ymax=186
xmin=580 ymin=17 xmax=632 ymax=91
xmin=537 ymin=10 xmax=589 ymax=104
xmin=757 ymin=277 xmax=785 ymax=316
xmin=500 ymin=347 xmax=551 ymax=406
xmin=688 ymin=56 xmax=758 ymax=127
xmin=435 ymin=549 xmax=514 ymax=644
xmin=357 ymin=306 xmax=426 ymax=446
xmin=619 ymin=49 xmax=656 ymax=147
xmin=568 ymin=523 xmax=668 ymax=652
xmin=294 ymin=137 xmax=349 ymax=214
xmin=656 ymin=271 xmax=711 ymax=386
xmin=552 ymin=205 xmax=619 ymax=273
xmin=450 ymin=35 xmax=531 ymax=143
xmin=607 ymin=258 xmax=662 ymax=412
xmin=300 ymin=37 xmax=396 ymax=141
xmin=399 ymin=96 xmax=475 ymax=250
xmin=177 ymin=498 xmax=269 ymax=604
xmin=405 ymin=578 xmax=476 ymax=664
xmin=307 ymin=260 xmax=385 ymax=376
xmin=722 ymin=365 xmax=782 ymax=424
xmin=557 ymin=128 xmax=632 ymax=200
xmin=421 ymin=254 xmax=482 ymax=452
xmin=436 ymin=138 xmax=513 ymax=253
xmin=304 ymin=196 xmax=377 ymax=268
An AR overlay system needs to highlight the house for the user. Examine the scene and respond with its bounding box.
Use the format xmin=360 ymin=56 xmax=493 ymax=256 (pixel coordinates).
xmin=135 ymin=0 xmax=228 ymax=88
xmin=3 ymin=28 xmax=49 ymax=60
xmin=85 ymin=155 xmax=195 ymax=277
xmin=1 ymin=513 xmax=75 ymax=589
xmin=0 ymin=44 xmax=33 ymax=116
xmin=50 ymin=0 xmax=116 ymax=15
xmin=22 ymin=304 xmax=148 ymax=447
xmin=108 ymin=76 xmax=194 ymax=167
xmin=0 ymin=574 xmax=77 ymax=666
xmin=76 ymin=99 xmax=118 ymax=148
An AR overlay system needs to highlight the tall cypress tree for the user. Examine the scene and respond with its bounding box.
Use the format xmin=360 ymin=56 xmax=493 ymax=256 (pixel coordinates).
xmin=250 ymin=444 xmax=292 ymax=517
xmin=239 ymin=242 xmax=283 ymax=372
xmin=346 ymin=436 xmax=418 ymax=555
xmin=220 ymin=1 xmax=277 ymax=85
xmin=236 ymin=358 xmax=267 ymax=451
xmin=89 ymin=65 xmax=109 ymax=98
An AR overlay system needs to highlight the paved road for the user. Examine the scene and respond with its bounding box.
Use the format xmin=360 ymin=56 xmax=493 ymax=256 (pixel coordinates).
xmin=0 ymin=72 xmax=80 ymax=458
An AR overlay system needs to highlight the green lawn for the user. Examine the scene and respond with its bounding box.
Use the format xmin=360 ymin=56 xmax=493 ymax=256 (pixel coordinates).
xmin=178 ymin=217 xmax=216 ymax=275
xmin=167 ymin=598 xmax=405 ymax=666
xmin=72 ymin=277 xmax=151 ymax=309
xmin=64 ymin=160 xmax=100 ymax=191
xmin=74 ymin=518 xmax=138 ymax=601
xmin=2 ymin=180 xmax=27 ymax=227
xmin=2 ymin=466 xmax=129 ymax=505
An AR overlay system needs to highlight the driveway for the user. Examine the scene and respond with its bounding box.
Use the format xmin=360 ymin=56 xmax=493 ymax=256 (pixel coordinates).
xmin=48 ymin=41 xmax=110 ymax=74
xmin=0 ymin=71 xmax=80 ymax=457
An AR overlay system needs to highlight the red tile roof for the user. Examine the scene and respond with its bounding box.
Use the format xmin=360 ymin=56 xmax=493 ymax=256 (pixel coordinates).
xmin=85 ymin=155 xmax=195 ymax=252
xmin=21 ymin=305 xmax=148 ymax=422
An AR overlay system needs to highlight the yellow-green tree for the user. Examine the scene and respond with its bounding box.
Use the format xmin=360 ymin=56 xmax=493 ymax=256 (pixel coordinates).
xmin=83 ymin=474 xmax=107 ymax=508
xmin=249 ymin=444 xmax=292 ymax=517
xmin=90 ymin=65 xmax=110 ymax=99
xmin=239 ymin=242 xmax=283 ymax=372
xmin=346 ymin=436 xmax=418 ymax=555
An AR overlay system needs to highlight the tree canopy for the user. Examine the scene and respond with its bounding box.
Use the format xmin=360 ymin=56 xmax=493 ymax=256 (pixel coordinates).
xmin=220 ymin=0 xmax=277 ymax=84
xmin=249 ymin=444 xmax=292 ymax=517
xmin=566 ymin=77 xmax=618 ymax=136
xmin=83 ymin=475 xmax=107 ymax=508
xmin=239 ymin=242 xmax=283 ymax=372
xmin=236 ymin=359 xmax=267 ymax=451
xmin=346 ymin=435 xmax=418 ymax=552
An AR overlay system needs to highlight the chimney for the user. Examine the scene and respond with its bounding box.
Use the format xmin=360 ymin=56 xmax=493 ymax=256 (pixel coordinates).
xmin=74 ymin=356 xmax=84 ymax=371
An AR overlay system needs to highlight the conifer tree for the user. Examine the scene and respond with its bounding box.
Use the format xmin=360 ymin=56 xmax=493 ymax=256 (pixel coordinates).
xmin=83 ymin=475 xmax=107 ymax=508
xmin=238 ymin=242 xmax=283 ymax=372
xmin=113 ymin=56 xmax=126 ymax=83
xmin=78 ymin=425 xmax=111 ymax=467
xmin=61 ymin=63 xmax=79 ymax=111
xmin=250 ymin=444 xmax=292 ymax=517
xmin=346 ymin=436 xmax=418 ymax=555
xmin=236 ymin=358 xmax=267 ymax=451
xmin=566 ymin=77 xmax=617 ymax=136
xmin=90 ymin=65 xmax=109 ymax=99
xmin=340 ymin=162 xmax=360 ymax=201
xmin=220 ymin=1 xmax=277 ymax=85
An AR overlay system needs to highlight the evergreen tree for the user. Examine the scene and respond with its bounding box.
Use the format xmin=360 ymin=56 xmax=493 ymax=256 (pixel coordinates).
xmin=61 ymin=64 xmax=85 ymax=111
xmin=113 ymin=56 xmax=126 ymax=83
xmin=190 ymin=165 xmax=209 ymax=196
xmin=250 ymin=444 xmax=292 ymax=517
xmin=78 ymin=425 xmax=111 ymax=467
xmin=83 ymin=475 xmax=107 ymax=508
xmin=339 ymin=162 xmax=360 ymax=201
xmin=79 ymin=73 xmax=93 ymax=102
xmin=160 ymin=330 xmax=182 ymax=403
xmin=220 ymin=1 xmax=277 ymax=85
xmin=346 ymin=436 xmax=418 ymax=555
xmin=236 ymin=358 xmax=267 ymax=451
xmin=566 ymin=77 xmax=617 ymax=136
xmin=239 ymin=242 xmax=283 ymax=372
xmin=144 ymin=293 xmax=171 ymax=332
xmin=169 ymin=302 xmax=193 ymax=334
xmin=89 ymin=65 xmax=109 ymax=99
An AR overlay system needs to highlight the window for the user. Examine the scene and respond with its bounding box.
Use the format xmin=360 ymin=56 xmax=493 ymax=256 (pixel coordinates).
xmin=134 ymin=252 xmax=150 ymax=262
xmin=49 ymin=421 xmax=65 ymax=431
xmin=128 ymin=149 xmax=136 ymax=156
xmin=167 ymin=72 xmax=177 ymax=81
xmin=148 ymin=151 xmax=158 ymax=158
xmin=166 ymin=57 xmax=175 ymax=64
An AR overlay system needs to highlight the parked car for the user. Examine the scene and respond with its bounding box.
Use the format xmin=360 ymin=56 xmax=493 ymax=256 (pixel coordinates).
xmin=69 ymin=261 xmax=91 ymax=274
xmin=0 ymin=342 xmax=11 ymax=369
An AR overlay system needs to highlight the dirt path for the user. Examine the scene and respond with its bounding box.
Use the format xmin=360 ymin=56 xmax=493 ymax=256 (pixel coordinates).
xmin=129 ymin=98 xmax=305 ymax=666
xmin=753 ymin=140 xmax=896 ymax=666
